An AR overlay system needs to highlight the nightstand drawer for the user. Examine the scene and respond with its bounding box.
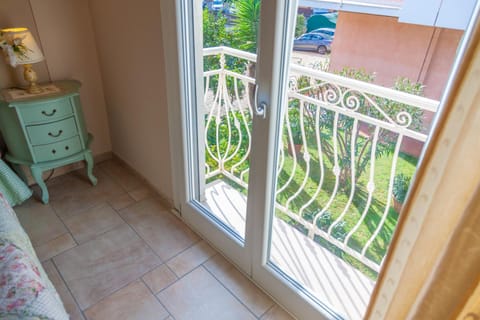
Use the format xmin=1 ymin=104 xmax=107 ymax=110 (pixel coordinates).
xmin=33 ymin=136 xmax=82 ymax=162
xmin=19 ymin=98 xmax=73 ymax=124
xmin=26 ymin=117 xmax=78 ymax=146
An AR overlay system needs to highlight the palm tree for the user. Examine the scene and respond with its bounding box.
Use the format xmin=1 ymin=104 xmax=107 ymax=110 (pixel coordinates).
xmin=232 ymin=0 xmax=261 ymax=53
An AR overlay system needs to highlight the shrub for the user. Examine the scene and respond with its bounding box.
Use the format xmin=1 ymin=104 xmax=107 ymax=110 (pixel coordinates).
xmin=392 ymin=173 xmax=411 ymax=203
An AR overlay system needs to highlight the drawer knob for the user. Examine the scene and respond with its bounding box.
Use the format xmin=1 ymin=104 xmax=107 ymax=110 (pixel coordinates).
xmin=52 ymin=149 xmax=57 ymax=154
xmin=65 ymin=146 xmax=69 ymax=151
xmin=42 ymin=109 xmax=57 ymax=117
xmin=48 ymin=130 xmax=63 ymax=138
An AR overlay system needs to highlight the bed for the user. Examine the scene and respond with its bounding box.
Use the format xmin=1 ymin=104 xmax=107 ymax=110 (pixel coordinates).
xmin=0 ymin=192 xmax=69 ymax=319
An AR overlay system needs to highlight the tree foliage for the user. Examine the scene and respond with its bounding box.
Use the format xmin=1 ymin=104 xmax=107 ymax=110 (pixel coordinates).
xmin=293 ymin=68 xmax=424 ymax=187
xmin=295 ymin=14 xmax=306 ymax=38
xmin=203 ymin=9 xmax=232 ymax=48
xmin=232 ymin=0 xmax=261 ymax=53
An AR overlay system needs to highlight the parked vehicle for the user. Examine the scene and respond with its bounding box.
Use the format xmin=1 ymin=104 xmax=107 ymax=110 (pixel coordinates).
xmin=293 ymin=33 xmax=332 ymax=54
xmin=212 ymin=0 xmax=224 ymax=11
xmin=309 ymin=27 xmax=336 ymax=39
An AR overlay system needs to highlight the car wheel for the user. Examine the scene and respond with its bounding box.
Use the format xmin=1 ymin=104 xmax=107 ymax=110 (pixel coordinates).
xmin=317 ymin=45 xmax=327 ymax=54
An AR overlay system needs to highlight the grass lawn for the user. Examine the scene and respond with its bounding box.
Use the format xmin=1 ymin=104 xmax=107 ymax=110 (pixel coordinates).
xmin=275 ymin=146 xmax=417 ymax=279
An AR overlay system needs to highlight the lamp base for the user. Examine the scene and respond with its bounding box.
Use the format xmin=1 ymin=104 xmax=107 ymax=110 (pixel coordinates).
xmin=23 ymin=64 xmax=43 ymax=94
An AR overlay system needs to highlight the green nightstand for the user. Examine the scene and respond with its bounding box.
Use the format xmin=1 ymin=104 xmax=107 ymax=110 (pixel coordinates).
xmin=0 ymin=80 xmax=97 ymax=204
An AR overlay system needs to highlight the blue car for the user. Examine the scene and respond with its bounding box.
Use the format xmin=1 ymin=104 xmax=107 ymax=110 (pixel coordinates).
xmin=293 ymin=33 xmax=332 ymax=54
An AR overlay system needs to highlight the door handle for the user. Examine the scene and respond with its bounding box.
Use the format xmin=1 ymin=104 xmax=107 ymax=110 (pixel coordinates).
xmin=254 ymin=84 xmax=267 ymax=119
xmin=256 ymin=102 xmax=267 ymax=118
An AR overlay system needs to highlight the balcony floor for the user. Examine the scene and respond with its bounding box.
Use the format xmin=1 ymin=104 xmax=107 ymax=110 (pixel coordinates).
xmin=204 ymin=180 xmax=375 ymax=320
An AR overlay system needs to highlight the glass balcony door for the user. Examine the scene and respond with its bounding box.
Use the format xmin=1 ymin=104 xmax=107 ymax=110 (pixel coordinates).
xmin=178 ymin=0 xmax=361 ymax=318
xmin=178 ymin=0 xmax=263 ymax=274
xmin=173 ymin=0 xmax=466 ymax=318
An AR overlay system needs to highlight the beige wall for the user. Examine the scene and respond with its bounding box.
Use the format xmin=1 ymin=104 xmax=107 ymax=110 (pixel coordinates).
xmin=87 ymin=0 xmax=173 ymax=200
xmin=0 ymin=1 xmax=50 ymax=90
xmin=0 ymin=0 xmax=111 ymax=156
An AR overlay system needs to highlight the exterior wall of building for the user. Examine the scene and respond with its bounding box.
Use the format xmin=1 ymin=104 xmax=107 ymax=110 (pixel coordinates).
xmin=329 ymin=11 xmax=463 ymax=156
xmin=330 ymin=11 xmax=463 ymax=100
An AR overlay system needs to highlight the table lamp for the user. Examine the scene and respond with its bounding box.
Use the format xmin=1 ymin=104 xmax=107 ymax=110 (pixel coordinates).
xmin=0 ymin=27 xmax=45 ymax=94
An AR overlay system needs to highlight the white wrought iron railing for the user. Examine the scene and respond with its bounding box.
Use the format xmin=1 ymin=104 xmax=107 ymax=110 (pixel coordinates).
xmin=202 ymin=46 xmax=439 ymax=273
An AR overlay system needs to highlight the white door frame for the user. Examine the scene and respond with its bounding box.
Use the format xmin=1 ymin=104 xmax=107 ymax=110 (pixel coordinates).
xmin=249 ymin=1 xmax=339 ymax=319
xmin=162 ymin=0 xmax=253 ymax=273
xmin=160 ymin=0 xmax=346 ymax=318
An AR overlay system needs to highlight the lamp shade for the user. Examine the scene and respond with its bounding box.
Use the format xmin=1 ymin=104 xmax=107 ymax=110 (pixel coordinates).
xmin=0 ymin=27 xmax=44 ymax=67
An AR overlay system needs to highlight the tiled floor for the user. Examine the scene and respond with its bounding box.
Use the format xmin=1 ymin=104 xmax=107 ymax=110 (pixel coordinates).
xmin=15 ymin=159 xmax=294 ymax=320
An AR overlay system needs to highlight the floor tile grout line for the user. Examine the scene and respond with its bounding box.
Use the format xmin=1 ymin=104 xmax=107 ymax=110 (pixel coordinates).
xmin=164 ymin=263 xmax=180 ymax=283
xmin=78 ymin=260 xmax=163 ymax=313
xmin=101 ymin=160 xmax=206 ymax=264
xmin=45 ymin=181 xmax=163 ymax=313
xmin=50 ymin=258 xmax=86 ymax=319
xmin=259 ymin=304 xmax=277 ymax=319
xmin=112 ymin=196 xmax=204 ymax=267
xmin=61 ymin=202 xmax=128 ymax=246
xmin=27 ymin=163 xmax=179 ymax=318
xmin=110 ymin=203 xmax=168 ymax=265
xmin=201 ymin=264 xmax=261 ymax=319
xmin=47 ymin=198 xmax=80 ymax=247
xmin=35 ymin=231 xmax=76 ymax=263
xmin=164 ymin=239 xmax=215 ymax=278
xmin=154 ymin=262 xmax=216 ymax=297
xmin=97 ymin=160 xmax=145 ymax=194
xmin=37 ymin=161 xmax=264 ymax=319
xmin=202 ymin=251 xmax=278 ymax=319
xmin=140 ymin=277 xmax=174 ymax=320
xmin=162 ymin=244 xmax=221 ymax=282
xmin=96 ymin=161 xmax=130 ymax=194
xmin=107 ymin=193 xmax=136 ymax=211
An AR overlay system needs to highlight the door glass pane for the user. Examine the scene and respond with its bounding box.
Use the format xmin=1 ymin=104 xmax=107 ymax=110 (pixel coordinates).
xmin=196 ymin=0 xmax=260 ymax=241
xmin=267 ymin=3 xmax=465 ymax=319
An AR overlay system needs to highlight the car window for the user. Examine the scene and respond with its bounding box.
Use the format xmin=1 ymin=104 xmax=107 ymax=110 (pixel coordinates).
xmin=299 ymin=34 xmax=311 ymax=40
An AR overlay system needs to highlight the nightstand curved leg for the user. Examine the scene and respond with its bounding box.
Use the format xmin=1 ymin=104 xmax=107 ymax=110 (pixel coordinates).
xmin=31 ymin=167 xmax=49 ymax=204
xmin=85 ymin=151 xmax=97 ymax=186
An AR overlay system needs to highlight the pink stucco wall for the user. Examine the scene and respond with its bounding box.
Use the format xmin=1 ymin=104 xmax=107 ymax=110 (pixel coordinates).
xmin=329 ymin=12 xmax=463 ymax=156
